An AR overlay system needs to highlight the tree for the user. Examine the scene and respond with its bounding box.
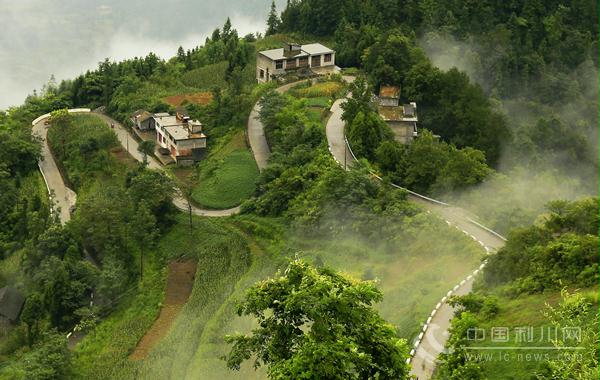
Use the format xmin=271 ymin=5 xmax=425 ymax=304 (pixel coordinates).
xmin=225 ymin=259 xmax=411 ymax=379
xmin=49 ymin=109 xmax=73 ymax=159
xmin=266 ymin=1 xmax=280 ymax=36
xmin=537 ymin=290 xmax=599 ymax=380
xmin=340 ymin=76 xmax=373 ymax=124
xmin=21 ymin=292 xmax=45 ymax=346
xmin=346 ymin=111 xmax=392 ymax=161
xmin=137 ymin=139 xmax=155 ymax=166
xmin=21 ymin=331 xmax=72 ymax=380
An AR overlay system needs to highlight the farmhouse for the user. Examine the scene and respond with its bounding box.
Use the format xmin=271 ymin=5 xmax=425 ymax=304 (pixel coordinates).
xmin=0 ymin=287 xmax=25 ymax=328
xmin=131 ymin=110 xmax=207 ymax=165
xmin=154 ymin=111 xmax=207 ymax=165
xmin=377 ymin=86 xmax=418 ymax=144
xmin=256 ymin=42 xmax=336 ymax=83
xmin=131 ymin=109 xmax=154 ymax=130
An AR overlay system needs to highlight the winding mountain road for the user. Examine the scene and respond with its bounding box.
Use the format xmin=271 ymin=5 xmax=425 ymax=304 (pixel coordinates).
xmin=94 ymin=112 xmax=241 ymax=217
xmin=32 ymin=110 xmax=240 ymax=221
xmin=32 ymin=109 xmax=88 ymax=224
xmin=247 ymin=80 xmax=322 ymax=170
xmin=248 ymin=78 xmax=507 ymax=379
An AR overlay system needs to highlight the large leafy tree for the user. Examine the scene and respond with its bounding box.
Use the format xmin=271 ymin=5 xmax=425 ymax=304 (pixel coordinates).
xmin=225 ymin=259 xmax=411 ymax=380
xmin=347 ymin=111 xmax=392 ymax=161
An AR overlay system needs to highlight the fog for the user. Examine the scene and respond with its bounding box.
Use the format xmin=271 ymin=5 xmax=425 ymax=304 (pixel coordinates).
xmin=0 ymin=0 xmax=285 ymax=109
xmin=418 ymin=31 xmax=600 ymax=233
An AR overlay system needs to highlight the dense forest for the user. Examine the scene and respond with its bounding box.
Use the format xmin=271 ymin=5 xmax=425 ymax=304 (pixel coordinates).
xmin=0 ymin=1 xmax=597 ymax=379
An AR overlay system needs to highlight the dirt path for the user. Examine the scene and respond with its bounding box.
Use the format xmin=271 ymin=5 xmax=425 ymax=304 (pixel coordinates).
xmin=130 ymin=260 xmax=197 ymax=360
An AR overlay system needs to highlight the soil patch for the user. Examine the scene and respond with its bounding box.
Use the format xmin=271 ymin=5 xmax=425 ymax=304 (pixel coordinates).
xmin=163 ymin=92 xmax=213 ymax=107
xmin=129 ymin=260 xmax=197 ymax=360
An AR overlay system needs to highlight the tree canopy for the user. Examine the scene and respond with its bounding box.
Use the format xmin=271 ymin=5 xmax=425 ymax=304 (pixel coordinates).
xmin=225 ymin=259 xmax=411 ymax=380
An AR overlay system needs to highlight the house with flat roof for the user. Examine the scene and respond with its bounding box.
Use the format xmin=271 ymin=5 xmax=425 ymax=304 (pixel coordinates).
xmin=377 ymin=85 xmax=418 ymax=144
xmin=256 ymin=42 xmax=336 ymax=83
xmin=154 ymin=111 xmax=206 ymax=165
xmin=131 ymin=109 xmax=207 ymax=165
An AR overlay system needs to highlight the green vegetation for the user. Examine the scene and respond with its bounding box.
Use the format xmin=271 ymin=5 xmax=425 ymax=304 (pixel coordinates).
xmin=436 ymin=198 xmax=599 ymax=379
xmin=181 ymin=61 xmax=229 ymax=89
xmin=190 ymin=131 xmax=258 ymax=209
xmin=0 ymin=3 xmax=597 ymax=380
xmin=344 ymin=77 xmax=493 ymax=195
xmin=225 ymin=259 xmax=411 ymax=379
xmin=47 ymin=112 xmax=119 ymax=190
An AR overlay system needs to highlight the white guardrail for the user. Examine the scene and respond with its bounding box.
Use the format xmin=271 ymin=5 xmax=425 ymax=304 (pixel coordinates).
xmin=341 ymin=131 xmax=507 ymax=366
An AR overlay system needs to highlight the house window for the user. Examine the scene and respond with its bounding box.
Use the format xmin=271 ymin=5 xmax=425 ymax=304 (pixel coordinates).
xmin=324 ymin=53 xmax=332 ymax=63
xmin=259 ymin=69 xmax=264 ymax=79
xmin=275 ymin=60 xmax=283 ymax=69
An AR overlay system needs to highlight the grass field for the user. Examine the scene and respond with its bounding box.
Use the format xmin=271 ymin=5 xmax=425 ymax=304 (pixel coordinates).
xmin=290 ymin=217 xmax=485 ymax=339
xmin=190 ymin=131 xmax=259 ymax=209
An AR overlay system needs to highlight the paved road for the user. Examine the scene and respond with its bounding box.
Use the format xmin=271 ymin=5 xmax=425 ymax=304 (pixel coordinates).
xmin=32 ymin=114 xmax=80 ymax=224
xmin=323 ymin=94 xmax=506 ymax=379
xmin=93 ymin=112 xmax=241 ymax=217
xmin=247 ymin=80 xmax=321 ymax=171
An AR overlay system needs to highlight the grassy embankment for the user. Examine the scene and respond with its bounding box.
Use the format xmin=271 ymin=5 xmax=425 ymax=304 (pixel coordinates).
xmin=461 ymin=288 xmax=598 ymax=379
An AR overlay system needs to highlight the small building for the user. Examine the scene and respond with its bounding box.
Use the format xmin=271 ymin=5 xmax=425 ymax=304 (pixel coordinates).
xmin=377 ymin=85 xmax=418 ymax=144
xmin=131 ymin=109 xmax=154 ymax=130
xmin=256 ymin=42 xmax=336 ymax=83
xmin=0 ymin=287 xmax=25 ymax=327
xmin=153 ymin=111 xmax=207 ymax=165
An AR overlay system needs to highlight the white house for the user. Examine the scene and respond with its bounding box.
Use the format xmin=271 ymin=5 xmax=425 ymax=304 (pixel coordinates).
xmin=153 ymin=111 xmax=207 ymax=165
xmin=256 ymin=42 xmax=336 ymax=83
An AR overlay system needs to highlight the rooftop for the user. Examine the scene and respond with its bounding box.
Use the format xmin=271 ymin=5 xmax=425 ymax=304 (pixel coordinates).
xmin=378 ymin=104 xmax=418 ymax=122
xmin=132 ymin=109 xmax=153 ymax=122
xmin=164 ymin=125 xmax=206 ymax=141
xmin=259 ymin=43 xmax=334 ymax=61
xmin=379 ymin=86 xmax=401 ymax=99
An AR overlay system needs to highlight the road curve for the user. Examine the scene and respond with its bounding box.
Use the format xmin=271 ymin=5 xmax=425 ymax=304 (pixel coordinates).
xmin=32 ymin=109 xmax=89 ymax=224
xmin=324 ymin=93 xmax=506 ymax=379
xmin=247 ymin=80 xmax=322 ymax=171
xmin=32 ymin=110 xmax=240 ymax=219
xmin=92 ymin=112 xmax=241 ymax=217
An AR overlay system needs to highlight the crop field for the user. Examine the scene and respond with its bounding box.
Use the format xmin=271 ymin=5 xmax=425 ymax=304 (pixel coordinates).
xmin=191 ymin=131 xmax=259 ymax=209
xmin=288 ymin=81 xmax=344 ymax=98
xmin=290 ymin=216 xmax=485 ymax=339
xmin=47 ymin=114 xmax=120 ymax=190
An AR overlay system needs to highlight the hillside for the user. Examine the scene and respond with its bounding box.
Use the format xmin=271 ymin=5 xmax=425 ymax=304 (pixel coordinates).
xmin=0 ymin=2 xmax=597 ymax=380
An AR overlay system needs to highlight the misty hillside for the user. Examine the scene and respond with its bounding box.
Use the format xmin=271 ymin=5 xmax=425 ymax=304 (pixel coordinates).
xmin=0 ymin=0 xmax=286 ymax=109
xmin=0 ymin=1 xmax=597 ymax=380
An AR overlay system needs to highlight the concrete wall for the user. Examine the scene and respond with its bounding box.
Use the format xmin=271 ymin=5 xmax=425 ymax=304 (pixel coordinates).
xmin=388 ymin=121 xmax=416 ymax=145
xmin=256 ymin=54 xmax=276 ymax=83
